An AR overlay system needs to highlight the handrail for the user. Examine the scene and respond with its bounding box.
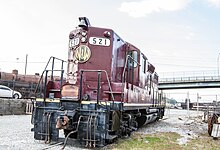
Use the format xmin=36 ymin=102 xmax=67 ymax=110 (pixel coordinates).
xmin=122 ymin=55 xmax=140 ymax=84
xmin=34 ymin=56 xmax=66 ymax=98
xmin=121 ymin=55 xmax=140 ymax=103
xmin=79 ymin=69 xmax=114 ymax=108
xmin=34 ymin=56 xmax=53 ymax=95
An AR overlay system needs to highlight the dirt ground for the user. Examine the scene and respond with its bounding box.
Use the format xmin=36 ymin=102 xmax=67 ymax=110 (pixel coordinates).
xmin=0 ymin=109 xmax=215 ymax=150
xmin=137 ymin=108 xmax=208 ymax=145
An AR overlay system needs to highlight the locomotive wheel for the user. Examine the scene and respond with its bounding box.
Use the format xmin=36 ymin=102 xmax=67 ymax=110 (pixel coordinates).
xmin=208 ymin=114 xmax=218 ymax=136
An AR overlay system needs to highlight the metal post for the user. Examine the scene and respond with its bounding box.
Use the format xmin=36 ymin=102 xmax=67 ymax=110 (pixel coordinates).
xmin=44 ymin=71 xmax=48 ymax=102
xmin=79 ymin=71 xmax=83 ymax=101
xmin=60 ymin=61 xmax=64 ymax=96
xmin=96 ymin=71 xmax=101 ymax=109
xmin=187 ymin=92 xmax=190 ymax=118
xmin=60 ymin=70 xmax=64 ymax=98
xmin=51 ymin=57 xmax=55 ymax=81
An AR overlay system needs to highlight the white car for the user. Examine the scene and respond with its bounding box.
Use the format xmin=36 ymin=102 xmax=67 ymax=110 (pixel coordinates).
xmin=0 ymin=85 xmax=22 ymax=99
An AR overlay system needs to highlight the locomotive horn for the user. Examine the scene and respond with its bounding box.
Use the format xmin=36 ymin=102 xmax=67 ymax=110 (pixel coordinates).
xmin=78 ymin=19 xmax=87 ymax=28
xmin=78 ymin=17 xmax=91 ymax=28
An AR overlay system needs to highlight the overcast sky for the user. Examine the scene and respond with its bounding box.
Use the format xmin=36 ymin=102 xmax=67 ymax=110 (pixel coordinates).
xmin=1 ymin=0 xmax=220 ymax=101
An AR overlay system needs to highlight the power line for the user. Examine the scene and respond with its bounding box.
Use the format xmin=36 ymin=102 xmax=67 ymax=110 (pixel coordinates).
xmin=0 ymin=61 xmax=65 ymax=64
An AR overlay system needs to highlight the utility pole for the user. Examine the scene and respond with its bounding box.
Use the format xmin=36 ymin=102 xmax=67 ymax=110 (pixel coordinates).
xmin=25 ymin=54 xmax=28 ymax=75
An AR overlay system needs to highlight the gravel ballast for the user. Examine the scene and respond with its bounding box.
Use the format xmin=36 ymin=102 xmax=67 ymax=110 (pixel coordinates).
xmin=0 ymin=109 xmax=207 ymax=149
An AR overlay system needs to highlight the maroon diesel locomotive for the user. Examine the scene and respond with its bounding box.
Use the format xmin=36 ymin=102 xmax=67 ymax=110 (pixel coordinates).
xmin=32 ymin=17 xmax=165 ymax=148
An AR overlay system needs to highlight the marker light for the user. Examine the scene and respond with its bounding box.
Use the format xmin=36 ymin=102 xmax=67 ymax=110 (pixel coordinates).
xmin=104 ymin=31 xmax=111 ymax=38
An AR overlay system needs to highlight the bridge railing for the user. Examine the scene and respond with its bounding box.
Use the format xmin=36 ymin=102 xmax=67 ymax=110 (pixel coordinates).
xmin=160 ymin=70 xmax=219 ymax=77
xmin=159 ymin=70 xmax=220 ymax=83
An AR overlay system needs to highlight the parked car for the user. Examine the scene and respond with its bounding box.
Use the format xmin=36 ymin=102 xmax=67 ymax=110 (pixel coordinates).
xmin=0 ymin=85 xmax=22 ymax=99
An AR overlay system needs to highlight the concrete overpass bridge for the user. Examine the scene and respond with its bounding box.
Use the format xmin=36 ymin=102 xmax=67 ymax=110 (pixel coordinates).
xmin=158 ymin=70 xmax=220 ymax=90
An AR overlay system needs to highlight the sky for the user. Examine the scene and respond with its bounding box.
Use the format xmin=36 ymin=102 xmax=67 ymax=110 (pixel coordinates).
xmin=1 ymin=0 xmax=220 ymax=102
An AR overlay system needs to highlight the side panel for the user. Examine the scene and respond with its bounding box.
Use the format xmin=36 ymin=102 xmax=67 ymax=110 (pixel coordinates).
xmin=112 ymin=32 xmax=126 ymax=82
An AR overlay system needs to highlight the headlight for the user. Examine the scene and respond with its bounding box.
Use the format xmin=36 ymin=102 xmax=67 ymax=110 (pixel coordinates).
xmin=81 ymin=31 xmax=87 ymax=36
xmin=81 ymin=37 xmax=87 ymax=43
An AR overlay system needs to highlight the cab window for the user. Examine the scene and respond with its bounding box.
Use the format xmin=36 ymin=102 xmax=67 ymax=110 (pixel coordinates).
xmin=128 ymin=51 xmax=138 ymax=68
xmin=141 ymin=54 xmax=147 ymax=73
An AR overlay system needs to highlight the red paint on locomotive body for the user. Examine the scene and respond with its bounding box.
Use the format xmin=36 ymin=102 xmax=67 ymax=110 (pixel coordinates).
xmin=63 ymin=18 xmax=161 ymax=106
xmin=32 ymin=18 xmax=165 ymax=148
